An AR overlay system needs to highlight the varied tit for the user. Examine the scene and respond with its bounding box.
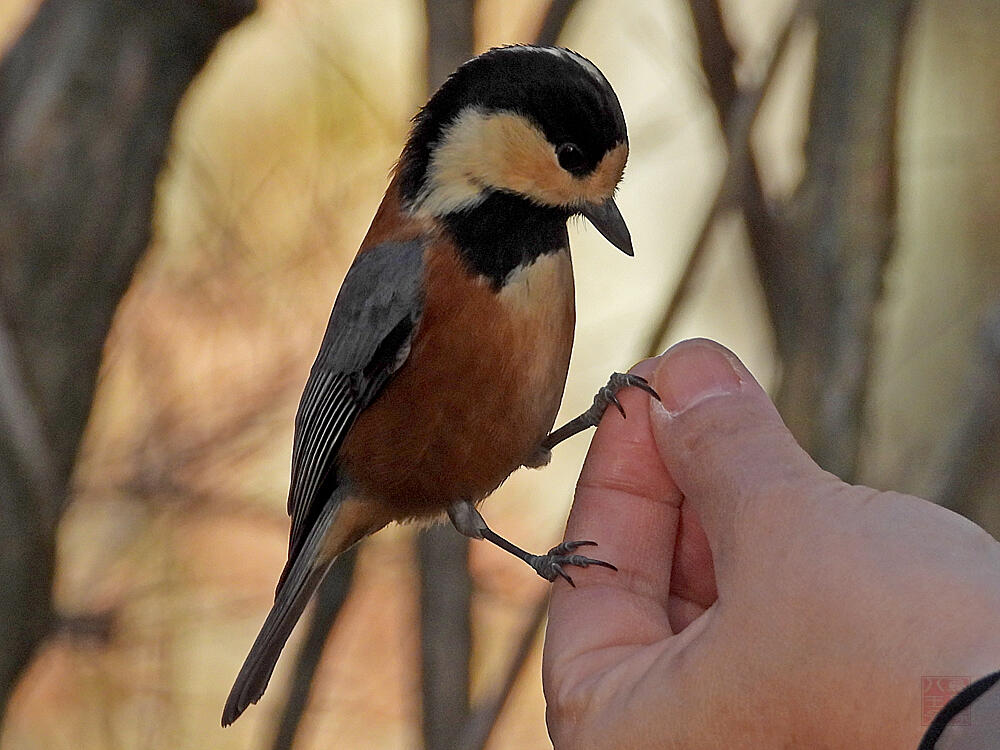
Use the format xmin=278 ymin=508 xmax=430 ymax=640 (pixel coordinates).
xmin=222 ymin=44 xmax=658 ymax=726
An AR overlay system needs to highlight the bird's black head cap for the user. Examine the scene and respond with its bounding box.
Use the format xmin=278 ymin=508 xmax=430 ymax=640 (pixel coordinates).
xmin=397 ymin=45 xmax=627 ymax=205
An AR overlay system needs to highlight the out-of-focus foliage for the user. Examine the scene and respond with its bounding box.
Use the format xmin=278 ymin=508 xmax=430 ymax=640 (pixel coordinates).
xmin=0 ymin=0 xmax=997 ymax=748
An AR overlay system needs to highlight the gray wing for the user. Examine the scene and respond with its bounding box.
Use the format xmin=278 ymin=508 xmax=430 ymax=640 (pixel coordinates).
xmin=285 ymin=240 xmax=424 ymax=561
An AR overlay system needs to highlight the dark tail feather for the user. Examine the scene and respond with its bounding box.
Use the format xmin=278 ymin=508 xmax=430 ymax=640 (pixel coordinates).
xmin=221 ymin=502 xmax=339 ymax=727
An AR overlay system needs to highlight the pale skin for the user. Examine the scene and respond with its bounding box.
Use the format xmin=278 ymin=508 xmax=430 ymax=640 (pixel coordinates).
xmin=544 ymin=338 xmax=1000 ymax=749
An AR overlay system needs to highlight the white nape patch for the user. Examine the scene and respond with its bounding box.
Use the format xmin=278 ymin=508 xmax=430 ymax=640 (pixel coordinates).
xmin=529 ymin=46 xmax=605 ymax=85
xmin=496 ymin=248 xmax=574 ymax=315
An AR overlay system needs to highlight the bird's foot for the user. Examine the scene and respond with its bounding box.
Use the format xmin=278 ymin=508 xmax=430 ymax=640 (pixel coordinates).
xmin=584 ymin=372 xmax=660 ymax=427
xmin=541 ymin=372 xmax=660 ymax=452
xmin=527 ymin=540 xmax=617 ymax=587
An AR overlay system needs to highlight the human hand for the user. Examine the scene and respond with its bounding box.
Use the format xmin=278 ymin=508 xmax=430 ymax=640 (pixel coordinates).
xmin=544 ymin=339 xmax=1000 ymax=749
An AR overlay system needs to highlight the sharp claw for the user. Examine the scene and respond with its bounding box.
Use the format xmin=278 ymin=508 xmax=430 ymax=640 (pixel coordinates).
xmin=567 ymin=554 xmax=615 ymax=571
xmin=636 ymin=381 xmax=662 ymax=402
xmin=533 ymin=540 xmax=616 ymax=585
xmin=555 ymin=565 xmax=575 ymax=587
xmin=609 ymin=392 xmax=626 ymax=419
xmin=623 ymin=374 xmax=661 ymax=402
xmin=598 ymin=374 xmax=661 ymax=423
xmin=551 ymin=540 xmax=597 ymax=555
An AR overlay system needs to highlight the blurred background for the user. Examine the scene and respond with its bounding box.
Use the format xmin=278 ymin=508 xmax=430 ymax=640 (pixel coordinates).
xmin=0 ymin=0 xmax=997 ymax=748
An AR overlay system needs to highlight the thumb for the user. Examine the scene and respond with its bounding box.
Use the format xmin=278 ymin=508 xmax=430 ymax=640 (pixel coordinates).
xmin=648 ymin=339 xmax=836 ymax=577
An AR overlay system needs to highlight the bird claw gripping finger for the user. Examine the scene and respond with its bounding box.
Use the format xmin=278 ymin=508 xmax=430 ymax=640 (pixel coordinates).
xmin=585 ymin=372 xmax=661 ymax=426
xmin=527 ymin=540 xmax=617 ymax=587
xmin=540 ymin=372 xmax=661 ymax=453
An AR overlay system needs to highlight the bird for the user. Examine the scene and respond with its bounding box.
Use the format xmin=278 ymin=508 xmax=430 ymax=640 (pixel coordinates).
xmin=222 ymin=44 xmax=659 ymax=726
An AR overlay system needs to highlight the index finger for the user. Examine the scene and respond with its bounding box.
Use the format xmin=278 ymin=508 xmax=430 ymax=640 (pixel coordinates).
xmin=544 ymin=359 xmax=680 ymax=682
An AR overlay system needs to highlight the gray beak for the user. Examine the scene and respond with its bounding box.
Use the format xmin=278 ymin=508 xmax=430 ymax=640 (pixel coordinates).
xmin=580 ymin=198 xmax=633 ymax=256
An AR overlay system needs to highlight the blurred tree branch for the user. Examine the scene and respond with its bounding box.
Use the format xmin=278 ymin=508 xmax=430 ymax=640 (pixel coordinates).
xmin=645 ymin=1 xmax=801 ymax=356
xmin=455 ymin=594 xmax=548 ymax=750
xmin=773 ymin=0 xmax=916 ymax=480
xmin=271 ymin=547 xmax=359 ymax=750
xmin=536 ymin=0 xmax=580 ymax=47
xmin=0 ymin=0 xmax=254 ymax=724
xmin=650 ymin=0 xmax=916 ymax=484
xmin=415 ymin=4 xmax=477 ymax=750
xmin=686 ymin=0 xmax=738 ymax=114
xmin=53 ymin=609 xmax=116 ymax=645
xmin=934 ymin=301 xmax=1000 ymax=516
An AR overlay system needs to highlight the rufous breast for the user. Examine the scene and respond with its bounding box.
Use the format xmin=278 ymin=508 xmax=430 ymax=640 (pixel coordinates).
xmin=339 ymin=241 xmax=575 ymax=520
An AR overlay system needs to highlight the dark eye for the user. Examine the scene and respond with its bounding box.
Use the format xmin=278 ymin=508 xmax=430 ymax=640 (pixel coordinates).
xmin=556 ymin=142 xmax=586 ymax=174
